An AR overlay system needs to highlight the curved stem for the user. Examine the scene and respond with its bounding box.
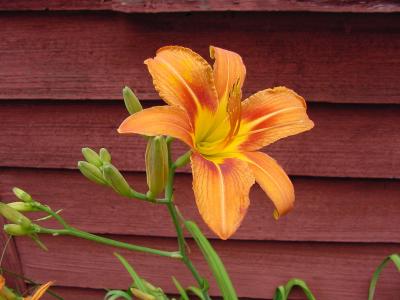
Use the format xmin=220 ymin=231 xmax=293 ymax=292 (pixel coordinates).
xmin=33 ymin=202 xmax=70 ymax=229
xmin=38 ymin=227 xmax=182 ymax=259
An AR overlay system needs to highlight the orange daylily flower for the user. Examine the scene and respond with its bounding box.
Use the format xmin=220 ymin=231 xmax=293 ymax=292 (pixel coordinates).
xmin=24 ymin=281 xmax=53 ymax=300
xmin=118 ymin=46 xmax=314 ymax=239
xmin=0 ymin=275 xmax=52 ymax=300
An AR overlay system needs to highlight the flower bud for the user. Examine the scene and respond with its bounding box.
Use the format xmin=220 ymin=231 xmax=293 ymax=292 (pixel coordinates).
xmin=99 ymin=148 xmax=111 ymax=163
xmin=7 ymin=202 xmax=38 ymax=212
xmin=145 ymin=136 xmax=169 ymax=198
xmin=130 ymin=288 xmax=156 ymax=300
xmin=4 ymin=224 xmax=33 ymax=236
xmin=0 ymin=203 xmax=32 ymax=229
xmin=82 ymin=147 xmax=103 ymax=167
xmin=103 ymin=164 xmax=132 ymax=197
xmin=12 ymin=187 xmax=32 ymax=202
xmin=78 ymin=161 xmax=107 ymax=185
xmin=123 ymin=86 xmax=143 ymax=115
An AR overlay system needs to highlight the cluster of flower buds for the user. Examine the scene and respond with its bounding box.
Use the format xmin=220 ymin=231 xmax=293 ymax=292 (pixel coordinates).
xmin=1 ymin=188 xmax=52 ymax=250
xmin=0 ymin=188 xmax=37 ymax=237
xmin=78 ymin=147 xmax=136 ymax=198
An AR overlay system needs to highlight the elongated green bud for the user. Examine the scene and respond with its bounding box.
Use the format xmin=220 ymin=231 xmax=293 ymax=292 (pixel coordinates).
xmin=78 ymin=161 xmax=107 ymax=185
xmin=103 ymin=164 xmax=132 ymax=197
xmin=4 ymin=224 xmax=33 ymax=236
xmin=82 ymin=147 xmax=103 ymax=167
xmin=12 ymin=187 xmax=32 ymax=202
xmin=7 ymin=202 xmax=38 ymax=212
xmin=0 ymin=203 xmax=32 ymax=229
xmin=123 ymin=86 xmax=143 ymax=115
xmin=145 ymin=136 xmax=169 ymax=198
xmin=99 ymin=148 xmax=111 ymax=163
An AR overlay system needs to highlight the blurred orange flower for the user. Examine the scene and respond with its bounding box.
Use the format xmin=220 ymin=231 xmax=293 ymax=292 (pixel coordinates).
xmin=119 ymin=46 xmax=314 ymax=239
xmin=0 ymin=275 xmax=52 ymax=300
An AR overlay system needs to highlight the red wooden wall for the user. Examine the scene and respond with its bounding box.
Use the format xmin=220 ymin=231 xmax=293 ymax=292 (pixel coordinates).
xmin=0 ymin=1 xmax=400 ymax=299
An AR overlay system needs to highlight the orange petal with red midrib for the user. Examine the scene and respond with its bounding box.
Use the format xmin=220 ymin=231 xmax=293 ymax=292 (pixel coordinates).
xmin=239 ymin=86 xmax=314 ymax=151
xmin=244 ymin=151 xmax=294 ymax=219
xmin=191 ymin=153 xmax=255 ymax=240
xmin=25 ymin=281 xmax=53 ymax=300
xmin=210 ymin=46 xmax=246 ymax=100
xmin=145 ymin=46 xmax=218 ymax=124
xmin=118 ymin=106 xmax=194 ymax=147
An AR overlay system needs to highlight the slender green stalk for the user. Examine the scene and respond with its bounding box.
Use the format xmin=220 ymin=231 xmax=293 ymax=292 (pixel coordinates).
xmin=33 ymin=203 xmax=70 ymax=229
xmin=164 ymin=146 xmax=211 ymax=299
xmin=37 ymin=227 xmax=181 ymax=259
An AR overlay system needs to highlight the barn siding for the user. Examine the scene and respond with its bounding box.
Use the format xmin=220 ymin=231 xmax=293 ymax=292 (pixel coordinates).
xmin=0 ymin=4 xmax=399 ymax=300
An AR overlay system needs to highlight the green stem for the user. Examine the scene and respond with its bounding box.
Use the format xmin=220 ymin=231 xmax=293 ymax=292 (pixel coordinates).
xmin=33 ymin=202 xmax=70 ymax=229
xmin=37 ymin=227 xmax=182 ymax=259
xmin=164 ymin=148 xmax=211 ymax=299
xmin=128 ymin=189 xmax=168 ymax=204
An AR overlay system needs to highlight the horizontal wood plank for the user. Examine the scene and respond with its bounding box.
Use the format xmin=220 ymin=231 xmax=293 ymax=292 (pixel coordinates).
xmin=1 ymin=0 xmax=399 ymax=13
xmin=1 ymin=168 xmax=400 ymax=243
xmin=42 ymin=286 xmax=259 ymax=300
xmin=16 ymin=235 xmax=400 ymax=299
xmin=1 ymin=101 xmax=399 ymax=178
xmin=0 ymin=12 xmax=400 ymax=103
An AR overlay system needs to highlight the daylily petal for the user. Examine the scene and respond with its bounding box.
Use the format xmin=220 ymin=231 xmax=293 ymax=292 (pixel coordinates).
xmin=191 ymin=152 xmax=255 ymax=239
xmin=145 ymin=46 xmax=218 ymax=124
xmin=210 ymin=46 xmax=246 ymax=100
xmin=238 ymin=86 xmax=314 ymax=151
xmin=25 ymin=281 xmax=53 ymax=300
xmin=0 ymin=275 xmax=4 ymax=290
xmin=118 ymin=106 xmax=194 ymax=147
xmin=244 ymin=151 xmax=294 ymax=219
xmin=198 ymin=47 xmax=246 ymax=145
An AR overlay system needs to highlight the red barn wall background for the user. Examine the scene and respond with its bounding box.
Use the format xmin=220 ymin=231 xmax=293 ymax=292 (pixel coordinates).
xmin=0 ymin=1 xmax=400 ymax=299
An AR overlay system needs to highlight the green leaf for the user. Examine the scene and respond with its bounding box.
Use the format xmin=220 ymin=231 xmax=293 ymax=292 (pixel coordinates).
xmin=368 ymin=253 xmax=400 ymax=300
xmin=104 ymin=290 xmax=132 ymax=300
xmin=273 ymin=278 xmax=316 ymax=300
xmin=184 ymin=220 xmax=237 ymax=300
xmin=29 ymin=233 xmax=48 ymax=251
xmin=186 ymin=286 xmax=206 ymax=300
xmin=114 ymin=252 xmax=147 ymax=292
xmin=172 ymin=277 xmax=189 ymax=300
